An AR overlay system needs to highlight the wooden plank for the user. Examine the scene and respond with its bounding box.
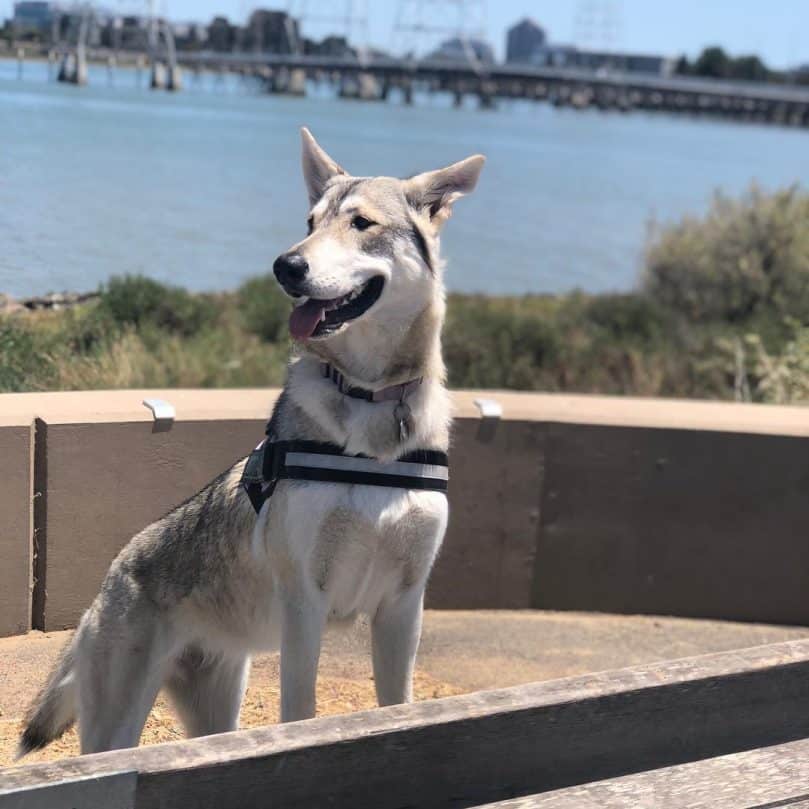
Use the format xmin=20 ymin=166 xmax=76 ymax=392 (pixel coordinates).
xmin=429 ymin=418 xmax=545 ymax=609
xmin=473 ymin=738 xmax=809 ymax=808
xmin=0 ymin=771 xmax=136 ymax=809
xmin=3 ymin=639 xmax=809 ymax=809
xmin=535 ymin=423 xmax=809 ymax=623
xmin=0 ymin=421 xmax=33 ymax=637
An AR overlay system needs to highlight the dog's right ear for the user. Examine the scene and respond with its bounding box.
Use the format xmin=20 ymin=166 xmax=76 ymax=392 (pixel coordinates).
xmin=301 ymin=127 xmax=347 ymax=206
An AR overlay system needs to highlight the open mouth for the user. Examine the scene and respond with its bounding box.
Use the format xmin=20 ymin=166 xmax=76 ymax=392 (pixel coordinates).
xmin=288 ymin=276 xmax=385 ymax=340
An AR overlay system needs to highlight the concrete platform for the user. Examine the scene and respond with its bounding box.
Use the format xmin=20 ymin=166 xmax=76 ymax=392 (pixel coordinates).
xmin=2 ymin=610 xmax=807 ymax=767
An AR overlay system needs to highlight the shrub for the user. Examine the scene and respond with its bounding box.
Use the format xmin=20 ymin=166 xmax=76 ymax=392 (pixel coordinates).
xmin=443 ymin=296 xmax=561 ymax=389
xmin=643 ymin=185 xmax=809 ymax=324
xmin=580 ymin=293 xmax=672 ymax=344
xmin=0 ymin=318 xmax=53 ymax=391
xmin=239 ymin=273 xmax=289 ymax=342
xmin=99 ymin=275 xmax=218 ymax=336
xmin=60 ymin=303 xmax=118 ymax=354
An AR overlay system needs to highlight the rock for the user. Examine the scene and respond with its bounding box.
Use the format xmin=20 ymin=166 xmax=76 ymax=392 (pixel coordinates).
xmin=0 ymin=293 xmax=24 ymax=314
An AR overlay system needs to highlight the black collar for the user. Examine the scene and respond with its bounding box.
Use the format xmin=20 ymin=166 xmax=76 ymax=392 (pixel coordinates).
xmin=321 ymin=362 xmax=423 ymax=403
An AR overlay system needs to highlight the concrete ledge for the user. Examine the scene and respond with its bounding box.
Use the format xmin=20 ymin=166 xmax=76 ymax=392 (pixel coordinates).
xmin=0 ymin=389 xmax=277 ymax=424
xmin=4 ymin=638 xmax=809 ymax=808
xmin=0 ymin=419 xmax=32 ymax=637
xmin=451 ymin=389 xmax=809 ymax=436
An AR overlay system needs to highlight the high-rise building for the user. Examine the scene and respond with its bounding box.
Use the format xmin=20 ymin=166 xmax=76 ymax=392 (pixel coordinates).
xmin=12 ymin=2 xmax=55 ymax=37
xmin=506 ymin=18 xmax=546 ymax=64
xmin=208 ymin=16 xmax=237 ymax=52
xmin=243 ymin=9 xmax=299 ymax=54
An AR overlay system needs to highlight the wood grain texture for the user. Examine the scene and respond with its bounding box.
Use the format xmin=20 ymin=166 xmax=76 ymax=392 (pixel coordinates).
xmin=4 ymin=639 xmax=809 ymax=808
xmin=0 ymin=771 xmax=136 ymax=809
xmin=0 ymin=422 xmax=33 ymax=637
xmin=473 ymin=738 xmax=809 ymax=808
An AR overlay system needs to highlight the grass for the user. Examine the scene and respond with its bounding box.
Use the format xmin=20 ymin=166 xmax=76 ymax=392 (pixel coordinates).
xmin=3 ymin=186 xmax=809 ymax=404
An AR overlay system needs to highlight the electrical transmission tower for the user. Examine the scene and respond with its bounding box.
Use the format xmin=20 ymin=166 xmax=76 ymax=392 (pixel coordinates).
xmin=391 ymin=0 xmax=487 ymax=61
xmin=286 ymin=0 xmax=370 ymax=56
xmin=573 ymin=0 xmax=623 ymax=51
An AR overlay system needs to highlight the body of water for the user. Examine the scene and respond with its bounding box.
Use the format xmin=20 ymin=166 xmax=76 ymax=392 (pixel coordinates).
xmin=2 ymin=57 xmax=808 ymax=298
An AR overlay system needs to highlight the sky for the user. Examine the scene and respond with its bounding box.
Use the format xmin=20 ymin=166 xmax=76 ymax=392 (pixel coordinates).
xmin=2 ymin=1 xmax=807 ymax=68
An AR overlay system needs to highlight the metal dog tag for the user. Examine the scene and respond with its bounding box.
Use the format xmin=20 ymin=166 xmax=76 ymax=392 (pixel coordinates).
xmin=394 ymin=402 xmax=411 ymax=442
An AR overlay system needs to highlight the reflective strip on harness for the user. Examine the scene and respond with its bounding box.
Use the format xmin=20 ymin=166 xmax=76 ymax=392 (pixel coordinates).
xmin=241 ymin=439 xmax=449 ymax=514
xmin=284 ymin=452 xmax=449 ymax=482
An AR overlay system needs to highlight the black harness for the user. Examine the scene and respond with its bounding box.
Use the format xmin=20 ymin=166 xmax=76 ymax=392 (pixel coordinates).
xmin=241 ymin=436 xmax=449 ymax=514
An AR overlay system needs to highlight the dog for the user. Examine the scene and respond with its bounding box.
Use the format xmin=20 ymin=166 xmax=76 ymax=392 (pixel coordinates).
xmin=18 ymin=128 xmax=484 ymax=756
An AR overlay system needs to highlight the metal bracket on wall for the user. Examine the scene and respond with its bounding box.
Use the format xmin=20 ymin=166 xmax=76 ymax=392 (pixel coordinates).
xmin=473 ymin=397 xmax=502 ymax=442
xmin=142 ymin=398 xmax=175 ymax=433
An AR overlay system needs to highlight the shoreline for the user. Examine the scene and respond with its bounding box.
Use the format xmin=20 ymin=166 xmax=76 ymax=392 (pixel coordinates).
xmin=0 ymin=291 xmax=101 ymax=313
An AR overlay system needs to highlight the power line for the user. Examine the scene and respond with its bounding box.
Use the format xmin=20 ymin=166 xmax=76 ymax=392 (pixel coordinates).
xmin=391 ymin=0 xmax=487 ymax=59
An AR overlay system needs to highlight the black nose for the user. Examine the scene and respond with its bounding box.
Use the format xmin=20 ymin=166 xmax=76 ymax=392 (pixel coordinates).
xmin=273 ymin=253 xmax=309 ymax=291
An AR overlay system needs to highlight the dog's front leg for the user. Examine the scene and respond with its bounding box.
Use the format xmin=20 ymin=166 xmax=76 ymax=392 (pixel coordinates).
xmin=280 ymin=590 xmax=326 ymax=722
xmin=371 ymin=589 xmax=424 ymax=706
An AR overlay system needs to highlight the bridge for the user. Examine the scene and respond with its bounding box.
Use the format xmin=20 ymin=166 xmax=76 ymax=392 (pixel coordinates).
xmin=173 ymin=51 xmax=809 ymax=126
xmin=19 ymin=29 xmax=809 ymax=127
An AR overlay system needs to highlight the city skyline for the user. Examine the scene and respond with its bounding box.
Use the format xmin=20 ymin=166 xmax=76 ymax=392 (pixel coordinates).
xmin=2 ymin=1 xmax=807 ymax=67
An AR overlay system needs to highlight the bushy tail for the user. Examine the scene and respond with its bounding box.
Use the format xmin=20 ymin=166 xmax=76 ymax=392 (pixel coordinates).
xmin=16 ymin=634 xmax=78 ymax=759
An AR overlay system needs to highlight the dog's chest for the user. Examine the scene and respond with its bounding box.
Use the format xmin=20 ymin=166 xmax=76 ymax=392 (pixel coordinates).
xmin=279 ymin=483 xmax=448 ymax=619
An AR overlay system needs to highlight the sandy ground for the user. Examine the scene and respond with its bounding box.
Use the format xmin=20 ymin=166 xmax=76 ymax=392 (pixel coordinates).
xmin=2 ymin=609 xmax=807 ymax=768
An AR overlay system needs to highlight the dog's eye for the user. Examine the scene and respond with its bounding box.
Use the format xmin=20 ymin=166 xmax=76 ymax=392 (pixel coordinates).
xmin=351 ymin=215 xmax=374 ymax=231
xmin=307 ymin=216 xmax=314 ymax=235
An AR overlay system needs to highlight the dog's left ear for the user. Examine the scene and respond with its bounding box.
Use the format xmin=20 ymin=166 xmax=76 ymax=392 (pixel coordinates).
xmin=405 ymin=154 xmax=485 ymax=225
xmin=301 ymin=127 xmax=347 ymax=206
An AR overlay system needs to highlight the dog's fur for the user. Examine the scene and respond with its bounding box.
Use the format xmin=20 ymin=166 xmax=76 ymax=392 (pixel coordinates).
xmin=18 ymin=128 xmax=484 ymax=756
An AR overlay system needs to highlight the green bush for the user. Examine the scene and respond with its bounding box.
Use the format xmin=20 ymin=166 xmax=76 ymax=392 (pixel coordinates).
xmin=239 ymin=273 xmax=289 ymax=342
xmin=643 ymin=186 xmax=809 ymax=325
xmin=444 ymin=295 xmax=561 ymax=389
xmin=99 ymin=275 xmax=218 ymax=336
xmin=581 ymin=293 xmax=671 ymax=344
xmin=0 ymin=319 xmax=53 ymax=391
xmin=4 ymin=185 xmax=809 ymax=402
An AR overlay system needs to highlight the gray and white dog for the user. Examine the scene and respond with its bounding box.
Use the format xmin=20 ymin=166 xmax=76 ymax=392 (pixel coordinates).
xmin=19 ymin=128 xmax=484 ymax=757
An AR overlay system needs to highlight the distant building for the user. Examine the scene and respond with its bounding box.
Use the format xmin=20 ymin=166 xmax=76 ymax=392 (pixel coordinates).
xmin=12 ymin=1 xmax=55 ymax=37
xmin=506 ymin=18 xmax=546 ymax=64
xmin=243 ymin=9 xmax=298 ymax=54
xmin=316 ymin=35 xmax=353 ymax=57
xmin=208 ymin=16 xmax=238 ymax=52
xmin=503 ymin=15 xmax=671 ymax=76
xmin=535 ymin=44 xmax=673 ymax=76
xmin=109 ymin=15 xmax=149 ymax=51
xmin=171 ymin=22 xmax=208 ymax=51
xmin=429 ymin=36 xmax=495 ymax=66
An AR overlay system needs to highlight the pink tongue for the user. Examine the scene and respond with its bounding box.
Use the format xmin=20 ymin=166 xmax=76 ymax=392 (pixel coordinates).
xmin=289 ymin=300 xmax=326 ymax=340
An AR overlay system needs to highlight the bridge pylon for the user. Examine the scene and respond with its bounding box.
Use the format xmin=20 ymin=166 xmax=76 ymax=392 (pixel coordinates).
xmin=55 ymin=3 xmax=92 ymax=85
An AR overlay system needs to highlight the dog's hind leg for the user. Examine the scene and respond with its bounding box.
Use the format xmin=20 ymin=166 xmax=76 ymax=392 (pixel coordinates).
xmin=163 ymin=647 xmax=250 ymax=738
xmin=371 ymin=589 xmax=424 ymax=706
xmin=76 ymin=603 xmax=177 ymax=754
